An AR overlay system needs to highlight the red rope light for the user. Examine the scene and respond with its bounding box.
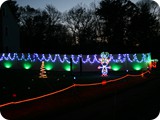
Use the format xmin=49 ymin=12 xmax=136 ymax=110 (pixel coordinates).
xmin=0 ymin=70 xmax=151 ymax=108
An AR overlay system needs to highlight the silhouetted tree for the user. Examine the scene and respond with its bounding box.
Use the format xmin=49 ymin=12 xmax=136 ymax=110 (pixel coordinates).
xmin=7 ymin=0 xmax=20 ymax=22
xmin=18 ymin=5 xmax=70 ymax=53
xmin=14 ymin=0 xmax=160 ymax=54
xmin=127 ymin=0 xmax=160 ymax=52
xmin=96 ymin=0 xmax=139 ymax=52
xmin=44 ymin=5 xmax=67 ymax=53
xmin=18 ymin=6 xmax=47 ymax=52
xmin=63 ymin=3 xmax=102 ymax=53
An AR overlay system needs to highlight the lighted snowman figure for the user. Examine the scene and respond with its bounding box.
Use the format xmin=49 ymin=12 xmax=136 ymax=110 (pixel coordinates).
xmin=98 ymin=52 xmax=111 ymax=76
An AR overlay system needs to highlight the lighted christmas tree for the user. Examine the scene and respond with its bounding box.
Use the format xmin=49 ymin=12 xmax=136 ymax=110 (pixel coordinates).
xmin=39 ymin=61 xmax=47 ymax=78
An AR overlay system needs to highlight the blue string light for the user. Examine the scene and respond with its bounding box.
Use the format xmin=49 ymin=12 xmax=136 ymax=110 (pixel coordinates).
xmin=0 ymin=53 xmax=150 ymax=64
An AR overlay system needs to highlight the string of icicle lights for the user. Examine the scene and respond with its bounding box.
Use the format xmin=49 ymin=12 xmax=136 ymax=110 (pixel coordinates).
xmin=0 ymin=53 xmax=150 ymax=64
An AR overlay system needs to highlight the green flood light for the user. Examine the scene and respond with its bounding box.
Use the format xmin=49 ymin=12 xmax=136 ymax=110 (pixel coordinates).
xmin=111 ymin=64 xmax=121 ymax=71
xmin=133 ymin=64 xmax=142 ymax=71
xmin=23 ymin=62 xmax=32 ymax=69
xmin=45 ymin=63 xmax=54 ymax=70
xmin=64 ymin=64 xmax=71 ymax=71
xmin=4 ymin=61 xmax=12 ymax=68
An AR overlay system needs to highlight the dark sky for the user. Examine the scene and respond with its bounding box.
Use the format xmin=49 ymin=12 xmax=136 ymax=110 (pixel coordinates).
xmin=1 ymin=0 xmax=160 ymax=10
xmin=16 ymin=0 xmax=101 ymax=12
xmin=15 ymin=0 xmax=140 ymax=12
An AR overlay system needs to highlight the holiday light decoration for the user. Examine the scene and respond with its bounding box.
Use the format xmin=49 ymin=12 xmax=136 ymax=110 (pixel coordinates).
xmin=0 ymin=70 xmax=150 ymax=108
xmin=0 ymin=53 xmax=152 ymax=71
xmin=0 ymin=53 xmax=151 ymax=64
xmin=133 ymin=63 xmax=142 ymax=71
xmin=98 ymin=52 xmax=111 ymax=76
xmin=39 ymin=61 xmax=47 ymax=78
xmin=23 ymin=62 xmax=32 ymax=69
xmin=111 ymin=63 xmax=122 ymax=71
xmin=150 ymin=59 xmax=158 ymax=69
xmin=44 ymin=62 xmax=54 ymax=70
xmin=64 ymin=64 xmax=71 ymax=71
xmin=3 ymin=60 xmax=12 ymax=68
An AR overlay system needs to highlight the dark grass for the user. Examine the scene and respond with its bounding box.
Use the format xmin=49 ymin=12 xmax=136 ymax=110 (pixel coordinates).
xmin=0 ymin=69 xmax=159 ymax=120
xmin=0 ymin=69 xmax=145 ymax=104
xmin=0 ymin=69 xmax=73 ymax=104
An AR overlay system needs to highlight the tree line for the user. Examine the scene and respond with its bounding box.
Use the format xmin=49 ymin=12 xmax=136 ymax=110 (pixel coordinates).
xmin=5 ymin=0 xmax=160 ymax=54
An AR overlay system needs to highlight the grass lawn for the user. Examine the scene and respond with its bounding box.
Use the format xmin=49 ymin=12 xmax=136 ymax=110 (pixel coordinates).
xmin=0 ymin=69 xmax=152 ymax=104
xmin=0 ymin=68 xmax=159 ymax=120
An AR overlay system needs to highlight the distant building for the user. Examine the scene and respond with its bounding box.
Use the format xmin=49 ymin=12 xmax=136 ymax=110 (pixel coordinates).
xmin=0 ymin=1 xmax=20 ymax=53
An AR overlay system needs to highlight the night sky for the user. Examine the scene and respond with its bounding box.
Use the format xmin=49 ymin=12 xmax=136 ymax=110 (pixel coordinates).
xmin=15 ymin=0 xmax=140 ymax=12
xmin=1 ymin=0 xmax=159 ymax=10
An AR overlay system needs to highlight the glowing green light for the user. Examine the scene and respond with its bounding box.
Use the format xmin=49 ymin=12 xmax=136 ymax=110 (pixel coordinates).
xmin=64 ymin=64 xmax=71 ymax=71
xmin=4 ymin=61 xmax=12 ymax=68
xmin=111 ymin=64 xmax=121 ymax=71
xmin=147 ymin=53 xmax=152 ymax=63
xmin=133 ymin=64 xmax=142 ymax=71
xmin=45 ymin=63 xmax=53 ymax=70
xmin=23 ymin=62 xmax=32 ymax=69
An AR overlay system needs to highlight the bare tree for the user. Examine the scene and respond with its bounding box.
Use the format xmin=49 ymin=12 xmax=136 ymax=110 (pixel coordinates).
xmin=63 ymin=3 xmax=97 ymax=46
xmin=45 ymin=4 xmax=61 ymax=25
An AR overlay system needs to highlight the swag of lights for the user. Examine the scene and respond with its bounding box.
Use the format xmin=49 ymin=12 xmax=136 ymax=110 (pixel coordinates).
xmin=0 ymin=53 xmax=151 ymax=64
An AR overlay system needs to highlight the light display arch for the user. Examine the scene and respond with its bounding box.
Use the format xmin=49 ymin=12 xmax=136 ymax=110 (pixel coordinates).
xmin=0 ymin=52 xmax=152 ymax=72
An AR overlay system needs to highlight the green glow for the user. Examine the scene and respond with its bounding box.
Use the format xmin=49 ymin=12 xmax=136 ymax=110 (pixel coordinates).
xmin=23 ymin=62 xmax=32 ymax=69
xmin=45 ymin=63 xmax=53 ymax=70
xmin=111 ymin=64 xmax=121 ymax=71
xmin=133 ymin=64 xmax=142 ymax=71
xmin=147 ymin=53 xmax=152 ymax=63
xmin=4 ymin=61 xmax=12 ymax=68
xmin=64 ymin=64 xmax=71 ymax=71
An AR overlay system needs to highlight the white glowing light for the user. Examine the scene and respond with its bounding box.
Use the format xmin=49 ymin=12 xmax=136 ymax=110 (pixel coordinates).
xmin=0 ymin=0 xmax=6 ymax=8
xmin=153 ymin=111 xmax=160 ymax=120
xmin=154 ymin=0 xmax=160 ymax=6
xmin=0 ymin=112 xmax=8 ymax=120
